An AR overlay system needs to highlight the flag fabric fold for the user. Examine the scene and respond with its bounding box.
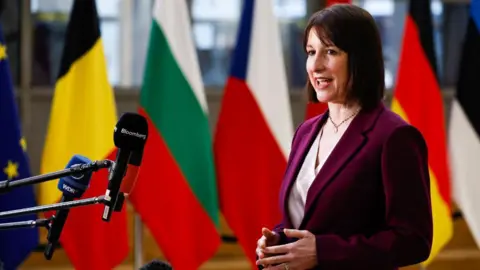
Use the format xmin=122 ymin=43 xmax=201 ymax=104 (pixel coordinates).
xmin=214 ymin=0 xmax=294 ymax=265
xmin=0 ymin=23 xmax=39 ymax=270
xmin=38 ymin=0 xmax=129 ymax=269
xmin=128 ymin=0 xmax=221 ymax=269
xmin=391 ymin=0 xmax=452 ymax=265
xmin=449 ymin=0 xmax=480 ymax=248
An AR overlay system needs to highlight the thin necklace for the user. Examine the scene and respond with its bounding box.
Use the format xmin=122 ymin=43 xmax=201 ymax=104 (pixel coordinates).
xmin=328 ymin=108 xmax=360 ymax=133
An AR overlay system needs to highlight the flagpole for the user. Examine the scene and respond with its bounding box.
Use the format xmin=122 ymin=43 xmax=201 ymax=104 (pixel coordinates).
xmin=120 ymin=0 xmax=133 ymax=87
xmin=134 ymin=213 xmax=143 ymax=269
xmin=20 ymin=0 xmax=33 ymax=135
xmin=119 ymin=0 xmax=143 ymax=268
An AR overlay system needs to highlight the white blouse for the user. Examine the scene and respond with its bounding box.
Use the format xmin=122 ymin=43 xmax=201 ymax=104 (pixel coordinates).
xmin=287 ymin=128 xmax=334 ymax=229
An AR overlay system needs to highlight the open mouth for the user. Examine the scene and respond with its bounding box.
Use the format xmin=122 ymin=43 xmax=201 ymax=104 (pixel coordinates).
xmin=315 ymin=78 xmax=332 ymax=88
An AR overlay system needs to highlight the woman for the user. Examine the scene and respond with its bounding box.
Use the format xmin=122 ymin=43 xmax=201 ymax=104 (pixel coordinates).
xmin=255 ymin=4 xmax=432 ymax=270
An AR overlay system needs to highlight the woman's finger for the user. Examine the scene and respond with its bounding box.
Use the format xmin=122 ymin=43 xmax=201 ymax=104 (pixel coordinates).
xmin=256 ymin=253 xmax=291 ymax=266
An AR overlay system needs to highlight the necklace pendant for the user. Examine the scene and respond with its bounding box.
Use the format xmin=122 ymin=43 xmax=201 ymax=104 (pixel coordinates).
xmin=334 ymin=126 xmax=338 ymax=133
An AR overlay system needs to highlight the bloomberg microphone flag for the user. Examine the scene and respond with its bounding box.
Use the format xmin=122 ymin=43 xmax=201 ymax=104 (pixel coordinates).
xmin=449 ymin=0 xmax=480 ymax=247
xmin=0 ymin=23 xmax=39 ymax=270
xmin=391 ymin=0 xmax=452 ymax=265
xmin=214 ymin=0 xmax=294 ymax=265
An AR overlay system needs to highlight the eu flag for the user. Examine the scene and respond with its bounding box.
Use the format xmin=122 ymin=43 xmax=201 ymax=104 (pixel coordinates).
xmin=0 ymin=23 xmax=39 ymax=269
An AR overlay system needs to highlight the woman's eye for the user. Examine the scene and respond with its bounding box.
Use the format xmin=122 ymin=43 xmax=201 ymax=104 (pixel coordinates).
xmin=306 ymin=50 xmax=315 ymax=56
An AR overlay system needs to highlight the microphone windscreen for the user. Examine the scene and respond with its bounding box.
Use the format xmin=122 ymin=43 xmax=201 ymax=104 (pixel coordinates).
xmin=114 ymin=112 xmax=148 ymax=151
xmin=119 ymin=164 xmax=139 ymax=195
xmin=130 ymin=148 xmax=144 ymax=166
xmin=57 ymin=154 xmax=93 ymax=198
xmin=119 ymin=148 xmax=143 ymax=194
xmin=139 ymin=259 xmax=173 ymax=270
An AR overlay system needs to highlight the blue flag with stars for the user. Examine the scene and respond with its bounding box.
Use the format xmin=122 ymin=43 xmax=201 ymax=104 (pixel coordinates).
xmin=0 ymin=23 xmax=39 ymax=269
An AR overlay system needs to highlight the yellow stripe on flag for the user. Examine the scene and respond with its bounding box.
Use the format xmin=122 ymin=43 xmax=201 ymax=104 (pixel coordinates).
xmin=391 ymin=98 xmax=452 ymax=265
xmin=39 ymin=39 xmax=116 ymax=205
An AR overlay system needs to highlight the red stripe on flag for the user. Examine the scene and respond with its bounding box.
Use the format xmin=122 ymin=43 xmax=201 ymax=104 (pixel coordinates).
xmin=305 ymin=102 xmax=329 ymax=120
xmin=214 ymin=77 xmax=287 ymax=265
xmin=327 ymin=0 xmax=352 ymax=5
xmin=129 ymin=108 xmax=220 ymax=270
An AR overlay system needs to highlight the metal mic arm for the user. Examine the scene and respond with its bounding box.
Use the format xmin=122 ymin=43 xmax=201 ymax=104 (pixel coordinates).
xmin=0 ymin=217 xmax=53 ymax=230
xmin=0 ymin=160 xmax=114 ymax=193
xmin=0 ymin=196 xmax=107 ymax=219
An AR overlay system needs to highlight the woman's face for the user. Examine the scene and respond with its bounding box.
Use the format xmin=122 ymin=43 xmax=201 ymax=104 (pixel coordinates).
xmin=305 ymin=28 xmax=349 ymax=104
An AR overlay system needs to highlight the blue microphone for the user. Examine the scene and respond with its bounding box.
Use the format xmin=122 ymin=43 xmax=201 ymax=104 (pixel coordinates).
xmin=44 ymin=155 xmax=93 ymax=260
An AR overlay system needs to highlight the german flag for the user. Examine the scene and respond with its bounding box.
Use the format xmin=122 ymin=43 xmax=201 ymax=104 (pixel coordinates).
xmin=38 ymin=0 xmax=129 ymax=269
xmin=304 ymin=0 xmax=351 ymax=120
xmin=391 ymin=0 xmax=451 ymax=265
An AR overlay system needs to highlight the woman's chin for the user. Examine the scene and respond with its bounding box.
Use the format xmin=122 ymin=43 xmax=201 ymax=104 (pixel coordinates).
xmin=315 ymin=90 xmax=332 ymax=103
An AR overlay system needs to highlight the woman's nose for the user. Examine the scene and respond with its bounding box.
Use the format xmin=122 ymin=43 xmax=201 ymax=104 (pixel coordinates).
xmin=312 ymin=55 xmax=326 ymax=72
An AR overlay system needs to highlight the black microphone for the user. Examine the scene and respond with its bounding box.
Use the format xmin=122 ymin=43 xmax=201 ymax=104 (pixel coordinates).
xmin=114 ymin=148 xmax=144 ymax=212
xmin=102 ymin=112 xmax=148 ymax=222
xmin=139 ymin=259 xmax=173 ymax=270
xmin=44 ymin=154 xmax=94 ymax=260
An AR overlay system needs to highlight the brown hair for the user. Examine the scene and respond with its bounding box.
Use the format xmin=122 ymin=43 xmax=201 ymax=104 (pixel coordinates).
xmin=304 ymin=4 xmax=385 ymax=110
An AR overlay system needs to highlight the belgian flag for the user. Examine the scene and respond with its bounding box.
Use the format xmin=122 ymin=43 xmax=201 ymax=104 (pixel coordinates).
xmin=391 ymin=0 xmax=452 ymax=265
xmin=38 ymin=0 xmax=128 ymax=269
xmin=448 ymin=0 xmax=480 ymax=248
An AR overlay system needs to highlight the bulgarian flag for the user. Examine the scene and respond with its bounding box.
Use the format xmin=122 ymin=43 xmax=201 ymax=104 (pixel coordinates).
xmin=128 ymin=0 xmax=221 ymax=269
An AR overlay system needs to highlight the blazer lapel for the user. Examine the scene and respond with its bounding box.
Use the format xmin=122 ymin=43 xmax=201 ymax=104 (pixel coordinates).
xmin=300 ymin=103 xmax=385 ymax=228
xmin=282 ymin=114 xmax=327 ymax=227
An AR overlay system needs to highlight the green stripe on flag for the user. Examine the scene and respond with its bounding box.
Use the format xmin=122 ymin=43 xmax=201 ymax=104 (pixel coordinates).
xmin=140 ymin=20 xmax=219 ymax=226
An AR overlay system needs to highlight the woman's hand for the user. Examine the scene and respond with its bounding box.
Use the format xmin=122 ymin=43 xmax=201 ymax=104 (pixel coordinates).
xmin=256 ymin=227 xmax=281 ymax=260
xmin=256 ymin=229 xmax=318 ymax=270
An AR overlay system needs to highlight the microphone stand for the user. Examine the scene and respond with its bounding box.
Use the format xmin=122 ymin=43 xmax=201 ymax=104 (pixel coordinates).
xmin=0 ymin=217 xmax=53 ymax=230
xmin=0 ymin=195 xmax=107 ymax=220
xmin=0 ymin=160 xmax=113 ymax=193
xmin=0 ymin=160 xmax=123 ymax=261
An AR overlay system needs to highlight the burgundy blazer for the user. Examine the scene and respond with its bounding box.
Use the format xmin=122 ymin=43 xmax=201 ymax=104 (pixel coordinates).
xmin=273 ymin=102 xmax=433 ymax=269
